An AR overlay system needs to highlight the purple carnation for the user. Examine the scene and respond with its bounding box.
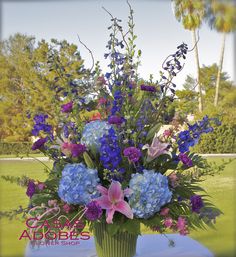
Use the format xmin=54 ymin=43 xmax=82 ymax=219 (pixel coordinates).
xmin=31 ymin=137 xmax=47 ymax=150
xmin=71 ymin=144 xmax=86 ymax=158
xmin=179 ymin=153 xmax=193 ymax=167
xmin=190 ymin=195 xmax=204 ymax=213
xmin=108 ymin=115 xmax=124 ymax=125
xmin=85 ymin=201 xmax=102 ymax=221
xmin=123 ymin=147 xmax=142 ymax=163
xmin=61 ymin=101 xmax=73 ymax=113
xmin=140 ymin=84 xmax=156 ymax=92
xmin=26 ymin=180 xmax=36 ymax=198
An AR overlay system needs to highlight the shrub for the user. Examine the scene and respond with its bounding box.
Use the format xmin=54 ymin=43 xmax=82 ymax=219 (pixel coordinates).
xmin=0 ymin=142 xmax=38 ymax=155
xmin=193 ymin=124 xmax=236 ymax=153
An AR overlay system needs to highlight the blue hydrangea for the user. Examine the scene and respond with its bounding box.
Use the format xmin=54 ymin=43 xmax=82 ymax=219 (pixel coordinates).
xmin=128 ymin=170 xmax=172 ymax=219
xmin=58 ymin=163 xmax=100 ymax=205
xmin=81 ymin=120 xmax=112 ymax=151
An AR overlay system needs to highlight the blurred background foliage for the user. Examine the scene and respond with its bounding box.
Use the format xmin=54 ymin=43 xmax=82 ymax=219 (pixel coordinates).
xmin=0 ymin=0 xmax=235 ymax=153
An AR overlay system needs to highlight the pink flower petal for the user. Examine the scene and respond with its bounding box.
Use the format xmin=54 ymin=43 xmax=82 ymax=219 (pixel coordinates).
xmin=106 ymin=209 xmax=115 ymax=224
xmin=97 ymin=185 xmax=108 ymax=195
xmin=95 ymin=196 xmax=112 ymax=209
xmin=108 ymin=181 xmax=123 ymax=203
xmin=148 ymin=147 xmax=160 ymax=158
xmin=151 ymin=137 xmax=160 ymax=148
xmin=160 ymin=207 xmax=170 ymax=216
xmin=124 ymin=188 xmax=133 ymax=196
xmin=114 ymin=200 xmax=133 ymax=220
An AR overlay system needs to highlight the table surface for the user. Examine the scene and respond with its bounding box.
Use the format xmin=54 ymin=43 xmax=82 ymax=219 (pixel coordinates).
xmin=25 ymin=234 xmax=214 ymax=257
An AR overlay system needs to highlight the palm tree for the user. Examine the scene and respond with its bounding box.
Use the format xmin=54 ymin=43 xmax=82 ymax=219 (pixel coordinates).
xmin=172 ymin=0 xmax=205 ymax=112
xmin=206 ymin=0 xmax=236 ymax=106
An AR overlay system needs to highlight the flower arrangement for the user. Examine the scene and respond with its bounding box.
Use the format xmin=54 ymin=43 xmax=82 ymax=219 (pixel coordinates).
xmin=2 ymin=3 xmax=222 ymax=248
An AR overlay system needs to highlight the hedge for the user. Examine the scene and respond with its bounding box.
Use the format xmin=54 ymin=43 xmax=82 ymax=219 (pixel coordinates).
xmin=193 ymin=124 xmax=236 ymax=154
xmin=1 ymin=125 xmax=235 ymax=155
xmin=0 ymin=142 xmax=37 ymax=155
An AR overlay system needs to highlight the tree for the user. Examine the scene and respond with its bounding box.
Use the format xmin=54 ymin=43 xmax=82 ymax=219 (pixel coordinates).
xmin=0 ymin=34 xmax=36 ymax=141
xmin=176 ymin=64 xmax=236 ymax=124
xmin=205 ymin=0 xmax=236 ymax=106
xmin=174 ymin=75 xmax=198 ymax=115
xmin=0 ymin=34 xmax=88 ymax=141
xmin=172 ymin=0 xmax=205 ymax=112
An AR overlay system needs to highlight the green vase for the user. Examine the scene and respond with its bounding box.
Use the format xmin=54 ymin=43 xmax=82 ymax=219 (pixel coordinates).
xmin=94 ymin=222 xmax=138 ymax=257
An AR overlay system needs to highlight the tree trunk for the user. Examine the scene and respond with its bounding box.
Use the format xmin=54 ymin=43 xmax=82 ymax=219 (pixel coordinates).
xmin=214 ymin=33 xmax=226 ymax=107
xmin=192 ymin=29 xmax=203 ymax=113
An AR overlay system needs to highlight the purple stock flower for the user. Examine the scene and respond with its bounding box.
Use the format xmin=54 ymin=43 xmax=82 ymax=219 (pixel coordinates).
xmin=61 ymin=101 xmax=73 ymax=113
xmin=71 ymin=144 xmax=86 ymax=158
xmin=31 ymin=137 xmax=47 ymax=151
xmin=123 ymin=147 xmax=142 ymax=163
xmin=140 ymin=84 xmax=156 ymax=92
xmin=190 ymin=195 xmax=204 ymax=213
xmin=85 ymin=201 xmax=103 ymax=221
xmin=108 ymin=115 xmax=124 ymax=125
xmin=26 ymin=180 xmax=36 ymax=198
xmin=179 ymin=153 xmax=193 ymax=167
xmin=61 ymin=142 xmax=86 ymax=158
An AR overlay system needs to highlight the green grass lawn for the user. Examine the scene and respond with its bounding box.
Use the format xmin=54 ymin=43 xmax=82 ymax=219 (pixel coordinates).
xmin=0 ymin=153 xmax=45 ymax=158
xmin=0 ymin=157 xmax=235 ymax=257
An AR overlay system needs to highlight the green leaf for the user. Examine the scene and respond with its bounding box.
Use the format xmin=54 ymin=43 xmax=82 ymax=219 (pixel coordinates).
xmin=146 ymin=123 xmax=161 ymax=141
xmin=107 ymin=223 xmax=119 ymax=236
xmin=83 ymin=152 xmax=95 ymax=169
xmin=141 ymin=214 xmax=162 ymax=228
xmin=31 ymin=193 xmax=53 ymax=206
xmin=119 ymin=219 xmax=141 ymax=235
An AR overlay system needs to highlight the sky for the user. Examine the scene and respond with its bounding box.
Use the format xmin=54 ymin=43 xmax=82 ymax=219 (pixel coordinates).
xmin=1 ymin=0 xmax=235 ymax=89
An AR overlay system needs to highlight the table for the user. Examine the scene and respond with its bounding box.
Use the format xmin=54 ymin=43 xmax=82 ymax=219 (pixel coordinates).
xmin=25 ymin=234 xmax=214 ymax=257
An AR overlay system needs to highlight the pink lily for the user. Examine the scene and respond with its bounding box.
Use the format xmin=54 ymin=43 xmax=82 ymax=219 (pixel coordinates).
xmin=143 ymin=134 xmax=169 ymax=161
xmin=95 ymin=181 xmax=133 ymax=224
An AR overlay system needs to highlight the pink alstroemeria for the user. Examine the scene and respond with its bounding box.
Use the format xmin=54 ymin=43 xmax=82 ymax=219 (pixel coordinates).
xmin=95 ymin=181 xmax=133 ymax=224
xmin=160 ymin=207 xmax=170 ymax=216
xmin=143 ymin=134 xmax=169 ymax=161
xmin=164 ymin=217 xmax=173 ymax=228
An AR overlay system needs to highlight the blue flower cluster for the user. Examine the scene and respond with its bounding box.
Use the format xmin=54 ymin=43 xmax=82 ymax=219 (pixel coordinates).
xmin=58 ymin=163 xmax=100 ymax=205
xmin=128 ymin=170 xmax=172 ymax=219
xmin=177 ymin=130 xmax=196 ymax=153
xmin=177 ymin=116 xmax=218 ymax=153
xmin=63 ymin=122 xmax=79 ymax=140
xmin=100 ymin=128 xmax=122 ymax=171
xmin=32 ymin=114 xmax=52 ymax=136
xmin=104 ymin=18 xmax=126 ymax=92
xmin=159 ymin=43 xmax=188 ymax=100
xmin=81 ymin=120 xmax=112 ymax=151
xmin=136 ymin=100 xmax=154 ymax=139
xmin=111 ymin=90 xmax=124 ymax=115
